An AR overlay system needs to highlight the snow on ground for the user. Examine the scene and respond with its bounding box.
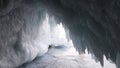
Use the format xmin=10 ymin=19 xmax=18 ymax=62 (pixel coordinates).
xmin=20 ymin=40 xmax=116 ymax=68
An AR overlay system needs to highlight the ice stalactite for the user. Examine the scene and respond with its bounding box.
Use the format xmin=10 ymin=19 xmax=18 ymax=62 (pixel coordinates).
xmin=116 ymin=52 xmax=120 ymax=68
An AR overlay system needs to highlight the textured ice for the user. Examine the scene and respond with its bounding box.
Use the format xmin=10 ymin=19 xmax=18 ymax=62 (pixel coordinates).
xmin=20 ymin=41 xmax=116 ymax=68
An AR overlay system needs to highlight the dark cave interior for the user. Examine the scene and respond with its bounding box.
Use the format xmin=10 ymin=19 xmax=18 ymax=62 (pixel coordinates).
xmin=0 ymin=0 xmax=120 ymax=68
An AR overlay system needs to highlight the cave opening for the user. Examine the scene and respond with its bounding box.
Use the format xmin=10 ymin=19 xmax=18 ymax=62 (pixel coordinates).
xmin=41 ymin=13 xmax=79 ymax=56
xmin=23 ymin=13 xmax=116 ymax=68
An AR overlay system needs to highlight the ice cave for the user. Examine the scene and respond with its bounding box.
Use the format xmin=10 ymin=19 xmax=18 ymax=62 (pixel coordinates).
xmin=0 ymin=0 xmax=120 ymax=68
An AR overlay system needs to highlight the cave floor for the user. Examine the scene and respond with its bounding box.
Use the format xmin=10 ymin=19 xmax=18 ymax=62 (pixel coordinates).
xmin=20 ymin=45 xmax=116 ymax=68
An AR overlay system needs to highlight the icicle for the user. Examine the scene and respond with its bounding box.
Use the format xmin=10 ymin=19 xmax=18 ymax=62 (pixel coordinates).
xmin=116 ymin=52 xmax=120 ymax=68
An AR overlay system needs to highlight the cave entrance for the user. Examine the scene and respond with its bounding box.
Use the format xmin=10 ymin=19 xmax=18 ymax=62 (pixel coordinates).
xmin=38 ymin=13 xmax=116 ymax=68
xmin=42 ymin=13 xmax=79 ymax=56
